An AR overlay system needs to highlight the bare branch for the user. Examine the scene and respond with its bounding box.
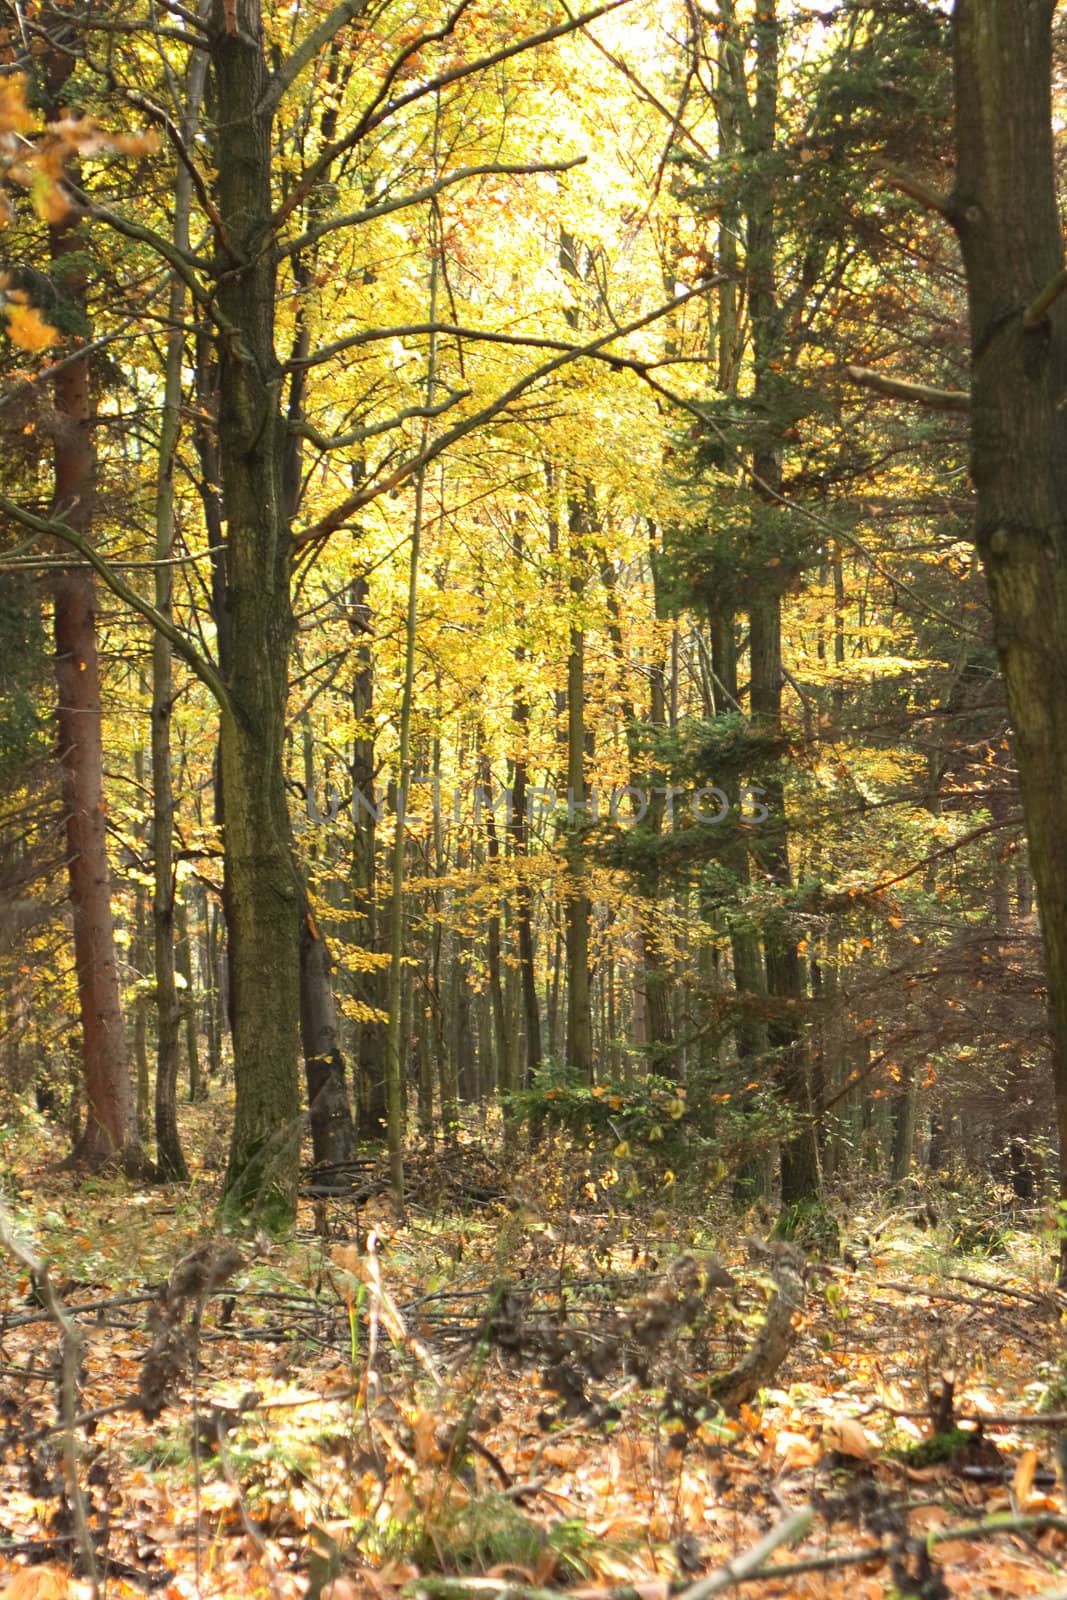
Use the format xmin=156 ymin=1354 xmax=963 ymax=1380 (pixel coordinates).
xmin=290 ymin=319 xmax=714 ymax=374
xmin=289 ymin=387 xmax=471 ymax=450
xmin=564 ymin=5 xmax=712 ymax=159
xmin=279 ymin=158 xmax=585 ymax=259
xmin=876 ymin=162 xmax=956 ymax=216
xmin=1023 ymin=265 xmax=1067 ymax=329
xmin=0 ymin=1204 xmax=100 ymax=1596
xmin=0 ymin=494 xmax=231 ymax=715
xmin=296 ymin=279 xmax=721 ymax=544
xmin=268 ymin=0 xmax=474 ymax=120
xmin=264 ymin=0 xmax=368 ymax=110
xmin=846 ymin=364 xmax=970 ymax=411
xmin=69 ymin=187 xmax=216 ymax=308
xmin=116 ymin=88 xmax=232 ymax=255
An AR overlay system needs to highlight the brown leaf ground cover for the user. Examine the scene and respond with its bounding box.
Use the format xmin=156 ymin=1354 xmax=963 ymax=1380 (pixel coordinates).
xmin=0 ymin=1113 xmax=1065 ymax=1600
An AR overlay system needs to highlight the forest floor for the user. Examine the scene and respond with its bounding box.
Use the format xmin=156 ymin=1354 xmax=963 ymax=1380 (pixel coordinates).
xmin=0 ymin=1105 xmax=1065 ymax=1600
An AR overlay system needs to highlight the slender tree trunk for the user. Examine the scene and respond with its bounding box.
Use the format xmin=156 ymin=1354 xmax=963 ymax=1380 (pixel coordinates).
xmin=509 ymin=525 xmax=543 ymax=1085
xmin=174 ymin=899 xmax=202 ymax=1102
xmin=150 ymin=51 xmax=205 ymax=1181
xmin=745 ymin=0 xmax=819 ymax=1209
xmin=44 ymin=66 xmax=136 ymax=1165
xmin=131 ymin=759 xmax=151 ymax=1142
xmin=480 ymin=754 xmax=513 ymax=1094
xmin=300 ymin=901 xmax=357 ymax=1179
xmin=565 ymin=488 xmax=593 ymax=1083
xmin=349 ymin=574 xmax=388 ymax=1138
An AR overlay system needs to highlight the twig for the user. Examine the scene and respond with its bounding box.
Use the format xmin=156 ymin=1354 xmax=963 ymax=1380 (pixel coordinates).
xmin=867 ymin=1399 xmax=1067 ymax=1428
xmin=673 ymin=1508 xmax=814 ymax=1600
xmin=947 ymin=1273 xmax=1063 ymax=1309
xmin=0 ymin=1203 xmax=101 ymax=1597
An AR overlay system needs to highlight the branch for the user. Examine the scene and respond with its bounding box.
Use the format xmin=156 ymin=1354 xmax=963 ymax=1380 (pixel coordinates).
xmin=291 ymin=317 xmax=678 ymax=372
xmin=845 ymin=364 xmax=970 ymax=411
xmin=1023 ymin=265 xmax=1067 ymax=329
xmin=876 ymin=163 xmax=956 ymax=217
xmin=295 ymin=279 xmax=722 ymax=545
xmin=289 ymin=387 xmax=471 ymax=450
xmin=70 ymin=188 xmax=214 ymax=309
xmin=116 ymin=88 xmax=231 ymax=255
xmin=0 ymin=494 xmax=231 ymax=715
xmin=409 ymin=1510 xmax=813 ymax=1600
xmin=278 ymin=158 xmax=585 ymax=259
xmin=675 ymin=1507 xmax=813 ymax=1600
xmin=264 ymin=0 xmax=371 ymax=111
xmin=273 ymin=0 xmax=630 ymax=231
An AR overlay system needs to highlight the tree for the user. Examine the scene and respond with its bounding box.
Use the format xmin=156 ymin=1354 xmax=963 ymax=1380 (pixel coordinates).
xmin=949 ymin=0 xmax=1067 ymax=1278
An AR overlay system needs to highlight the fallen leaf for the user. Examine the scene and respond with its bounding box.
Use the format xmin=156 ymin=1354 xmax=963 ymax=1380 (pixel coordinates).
xmin=823 ymin=1417 xmax=871 ymax=1460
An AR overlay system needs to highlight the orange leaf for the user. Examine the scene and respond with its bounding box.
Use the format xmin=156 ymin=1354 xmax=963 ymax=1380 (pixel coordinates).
xmin=1013 ymin=1445 xmax=1039 ymax=1505
xmin=4 ymin=302 xmax=57 ymax=352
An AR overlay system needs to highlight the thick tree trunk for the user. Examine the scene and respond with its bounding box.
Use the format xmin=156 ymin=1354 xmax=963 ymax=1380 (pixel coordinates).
xmin=951 ymin=0 xmax=1067 ymax=1279
xmin=212 ymin=0 xmax=301 ymax=1217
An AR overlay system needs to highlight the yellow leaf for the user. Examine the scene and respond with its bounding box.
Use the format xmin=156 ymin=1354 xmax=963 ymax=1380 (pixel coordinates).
xmin=30 ymin=174 xmax=73 ymax=225
xmin=4 ymin=302 xmax=58 ymax=352
xmin=0 ymin=76 xmax=35 ymax=135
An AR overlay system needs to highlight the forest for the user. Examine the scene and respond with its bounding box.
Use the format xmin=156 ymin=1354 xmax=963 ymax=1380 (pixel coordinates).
xmin=4 ymin=0 xmax=1067 ymax=1595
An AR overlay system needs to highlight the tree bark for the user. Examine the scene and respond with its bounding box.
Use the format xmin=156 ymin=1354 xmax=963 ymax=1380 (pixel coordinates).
xmin=211 ymin=0 xmax=302 ymax=1217
xmin=951 ymin=0 xmax=1067 ymax=1279
xmin=44 ymin=44 xmax=136 ymax=1166
xmin=349 ymin=573 xmax=388 ymax=1138
xmin=565 ymin=487 xmax=593 ymax=1083
xmin=300 ymin=902 xmax=357 ymax=1180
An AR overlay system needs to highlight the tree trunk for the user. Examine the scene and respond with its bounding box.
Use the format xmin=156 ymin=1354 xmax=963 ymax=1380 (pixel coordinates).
xmin=509 ymin=529 xmax=543 ymax=1085
xmin=150 ymin=53 xmax=204 ymax=1180
xmin=300 ymin=902 xmax=357 ymax=1180
xmin=43 ymin=45 xmax=137 ymax=1171
xmin=175 ymin=898 xmax=203 ymax=1103
xmin=745 ymin=0 xmax=819 ymax=1209
xmin=53 ymin=568 xmax=137 ymax=1166
xmin=349 ymin=574 xmax=388 ymax=1138
xmin=951 ymin=0 xmax=1067 ymax=1279
xmin=212 ymin=0 xmax=301 ymax=1218
xmin=565 ymin=488 xmax=593 ymax=1083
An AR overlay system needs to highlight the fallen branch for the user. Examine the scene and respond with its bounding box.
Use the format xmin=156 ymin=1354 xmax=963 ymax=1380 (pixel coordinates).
xmin=408 ymin=1507 xmax=814 ymax=1600
xmin=673 ymin=1507 xmax=814 ymax=1600
xmin=709 ymin=1240 xmax=808 ymax=1414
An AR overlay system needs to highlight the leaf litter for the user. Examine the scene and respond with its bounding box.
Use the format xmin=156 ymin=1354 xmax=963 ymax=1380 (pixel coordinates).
xmin=0 ymin=1132 xmax=1064 ymax=1600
